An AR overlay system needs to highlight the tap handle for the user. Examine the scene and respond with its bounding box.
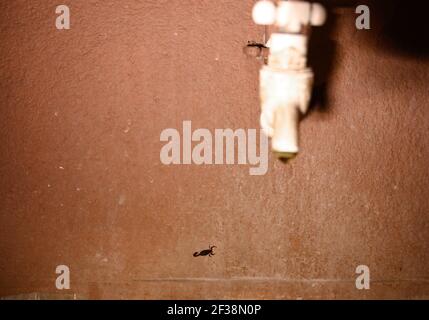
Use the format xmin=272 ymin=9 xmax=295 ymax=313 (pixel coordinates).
xmin=253 ymin=1 xmax=326 ymax=31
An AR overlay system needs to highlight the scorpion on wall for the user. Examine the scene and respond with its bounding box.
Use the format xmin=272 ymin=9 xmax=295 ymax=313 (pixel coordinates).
xmin=193 ymin=245 xmax=216 ymax=257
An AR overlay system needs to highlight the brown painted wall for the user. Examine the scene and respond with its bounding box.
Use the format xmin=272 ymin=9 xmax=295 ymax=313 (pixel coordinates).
xmin=0 ymin=0 xmax=428 ymax=299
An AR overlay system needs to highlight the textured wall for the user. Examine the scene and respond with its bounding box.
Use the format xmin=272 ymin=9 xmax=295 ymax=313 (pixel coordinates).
xmin=0 ymin=0 xmax=428 ymax=299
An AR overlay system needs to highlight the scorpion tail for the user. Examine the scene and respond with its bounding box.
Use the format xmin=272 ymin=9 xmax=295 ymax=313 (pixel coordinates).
xmin=193 ymin=252 xmax=200 ymax=257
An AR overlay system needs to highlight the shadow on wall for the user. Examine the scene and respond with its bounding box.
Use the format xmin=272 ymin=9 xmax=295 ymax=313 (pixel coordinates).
xmin=370 ymin=0 xmax=429 ymax=59
xmin=322 ymin=0 xmax=429 ymax=59
xmin=307 ymin=3 xmax=340 ymax=116
xmin=307 ymin=0 xmax=429 ymax=116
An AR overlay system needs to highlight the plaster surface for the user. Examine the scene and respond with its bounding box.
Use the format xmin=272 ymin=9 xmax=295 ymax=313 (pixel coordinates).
xmin=0 ymin=0 xmax=428 ymax=299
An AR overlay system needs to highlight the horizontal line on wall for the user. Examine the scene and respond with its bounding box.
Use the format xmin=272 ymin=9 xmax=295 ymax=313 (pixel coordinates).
xmin=131 ymin=277 xmax=429 ymax=283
